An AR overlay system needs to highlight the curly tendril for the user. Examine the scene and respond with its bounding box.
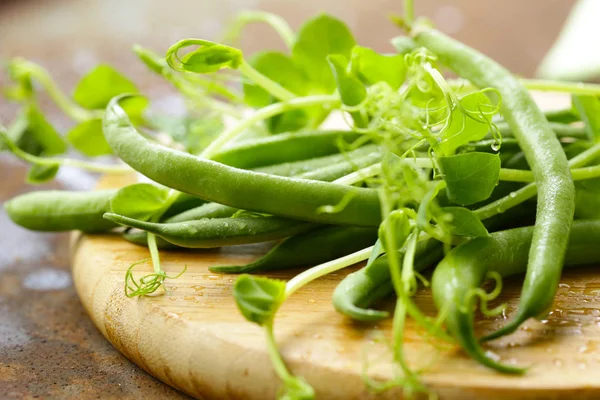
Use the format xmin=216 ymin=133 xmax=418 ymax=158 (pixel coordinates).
xmin=124 ymin=259 xmax=187 ymax=298
xmin=460 ymin=271 xmax=506 ymax=317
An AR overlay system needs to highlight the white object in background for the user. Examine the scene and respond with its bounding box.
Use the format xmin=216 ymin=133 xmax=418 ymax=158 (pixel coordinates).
xmin=537 ymin=0 xmax=600 ymax=81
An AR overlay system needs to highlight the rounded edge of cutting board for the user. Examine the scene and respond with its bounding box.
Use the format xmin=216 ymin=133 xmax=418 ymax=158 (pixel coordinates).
xmin=71 ymin=229 xmax=600 ymax=400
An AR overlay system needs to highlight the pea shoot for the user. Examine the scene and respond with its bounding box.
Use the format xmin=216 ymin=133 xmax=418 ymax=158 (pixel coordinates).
xmin=5 ymin=2 xmax=600 ymax=398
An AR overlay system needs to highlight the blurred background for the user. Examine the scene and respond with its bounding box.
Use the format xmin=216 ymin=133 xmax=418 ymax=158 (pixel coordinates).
xmin=0 ymin=0 xmax=580 ymax=398
xmin=0 ymin=0 xmax=577 ymax=121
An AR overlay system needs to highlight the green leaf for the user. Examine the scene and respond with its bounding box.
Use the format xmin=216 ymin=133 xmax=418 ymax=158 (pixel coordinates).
xmin=149 ymin=113 xmax=224 ymax=154
xmin=439 ymin=152 xmax=501 ymax=206
xmin=26 ymin=163 xmax=60 ymax=184
xmin=233 ymin=275 xmax=286 ymax=326
xmin=4 ymin=105 xmax=67 ymax=156
xmin=327 ymin=54 xmax=366 ymax=107
xmin=67 ymin=119 xmax=112 ymax=157
xmin=378 ymin=210 xmax=411 ymax=252
xmin=437 ymin=91 xmax=498 ymax=156
xmin=292 ymin=14 xmax=356 ymax=93
xmin=439 ymin=206 xmax=489 ymax=237
xmin=572 ymin=95 xmax=600 ymax=142
xmin=351 ymin=46 xmax=406 ymax=90
xmin=4 ymin=60 xmax=35 ymax=101
xmin=109 ymin=183 xmax=171 ymax=221
xmin=243 ymin=51 xmax=308 ymax=108
xmin=73 ymin=65 xmax=138 ymax=110
xmin=167 ymin=39 xmax=243 ymax=74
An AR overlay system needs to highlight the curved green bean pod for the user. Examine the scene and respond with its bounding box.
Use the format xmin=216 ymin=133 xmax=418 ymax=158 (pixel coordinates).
xmin=4 ymin=190 xmax=118 ymax=232
xmin=211 ymin=130 xmax=365 ymax=169
xmin=122 ymin=230 xmax=180 ymax=249
xmin=103 ymin=96 xmax=381 ymax=227
xmin=415 ymin=27 xmax=576 ymax=338
xmin=332 ymin=238 xmax=443 ymax=322
xmin=432 ymin=220 xmax=600 ymax=373
xmin=104 ymin=212 xmax=316 ymax=248
xmin=211 ymin=226 xmax=378 ymax=273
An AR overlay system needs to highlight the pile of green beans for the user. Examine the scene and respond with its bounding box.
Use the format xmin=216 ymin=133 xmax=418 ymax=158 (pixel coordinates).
xmin=5 ymin=4 xmax=600 ymax=396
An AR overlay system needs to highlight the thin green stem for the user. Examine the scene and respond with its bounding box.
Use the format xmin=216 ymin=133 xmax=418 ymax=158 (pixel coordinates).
xmin=11 ymin=59 xmax=101 ymax=122
xmin=0 ymin=130 xmax=131 ymax=174
xmin=264 ymin=324 xmax=295 ymax=383
xmin=200 ymin=94 xmax=340 ymax=158
xmin=404 ymin=0 xmax=415 ymax=28
xmin=285 ymin=246 xmax=373 ymax=297
xmin=475 ymin=142 xmax=600 ymax=220
xmin=498 ymin=168 xmax=533 ymax=183
xmin=147 ymin=234 xmax=162 ymax=274
xmin=238 ymin=60 xmax=296 ymax=102
xmin=449 ymin=77 xmax=600 ymax=96
xmin=224 ymin=11 xmax=296 ymax=49
xmin=522 ymin=79 xmax=600 ymax=96
xmin=334 ymin=163 xmax=381 ymax=186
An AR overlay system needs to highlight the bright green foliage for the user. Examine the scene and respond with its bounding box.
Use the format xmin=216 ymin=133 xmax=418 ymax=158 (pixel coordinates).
xmin=437 ymin=91 xmax=499 ymax=155
xmin=439 ymin=206 xmax=489 ymax=237
xmin=440 ymin=152 xmax=501 ymax=205
xmin=166 ymin=39 xmax=243 ymax=73
xmin=378 ymin=210 xmax=411 ymax=252
xmin=292 ymin=14 xmax=356 ymax=94
xmin=351 ymin=46 xmax=406 ymax=90
xmin=327 ymin=54 xmax=366 ymax=107
xmin=244 ymin=51 xmax=308 ymax=107
xmin=109 ymin=183 xmax=171 ymax=221
xmin=233 ymin=275 xmax=286 ymax=326
xmin=67 ymin=119 xmax=111 ymax=157
xmin=26 ymin=163 xmax=60 ymax=184
xmin=73 ymin=65 xmax=139 ymax=109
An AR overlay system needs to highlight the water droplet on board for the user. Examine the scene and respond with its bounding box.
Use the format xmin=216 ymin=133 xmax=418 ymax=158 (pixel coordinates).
xmin=559 ymin=283 xmax=570 ymax=289
xmin=207 ymin=275 xmax=221 ymax=280
xmin=307 ymin=299 xmax=316 ymax=304
xmin=192 ymin=285 xmax=205 ymax=291
xmin=183 ymin=296 xmax=195 ymax=301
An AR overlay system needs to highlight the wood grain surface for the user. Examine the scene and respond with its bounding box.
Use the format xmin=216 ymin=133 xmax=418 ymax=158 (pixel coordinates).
xmin=72 ymin=146 xmax=600 ymax=400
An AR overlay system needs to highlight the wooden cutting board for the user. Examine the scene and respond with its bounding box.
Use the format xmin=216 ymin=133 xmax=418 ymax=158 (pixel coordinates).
xmin=70 ymin=176 xmax=600 ymax=400
xmin=70 ymin=95 xmax=600 ymax=399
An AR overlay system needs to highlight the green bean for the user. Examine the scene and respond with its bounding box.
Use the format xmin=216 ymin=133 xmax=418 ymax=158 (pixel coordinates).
xmin=544 ymin=108 xmax=580 ymax=124
xmin=432 ymin=220 xmax=600 ymax=373
xmin=104 ymin=212 xmax=316 ymax=248
xmin=166 ymin=202 xmax=238 ymax=223
xmin=123 ymin=149 xmax=382 ymax=248
xmin=211 ymin=130 xmax=365 ymax=169
xmin=4 ymin=190 xmax=118 ymax=232
xmin=103 ymin=96 xmax=381 ymax=227
xmin=253 ymin=144 xmax=380 ymax=177
xmin=415 ymin=27 xmax=576 ymax=338
xmin=333 ymin=238 xmax=443 ymax=322
xmin=211 ymin=226 xmax=378 ymax=273
xmin=122 ymin=230 xmax=180 ymax=249
xmin=493 ymin=122 xmax=586 ymax=140
xmin=161 ymin=193 xmax=206 ymax=220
